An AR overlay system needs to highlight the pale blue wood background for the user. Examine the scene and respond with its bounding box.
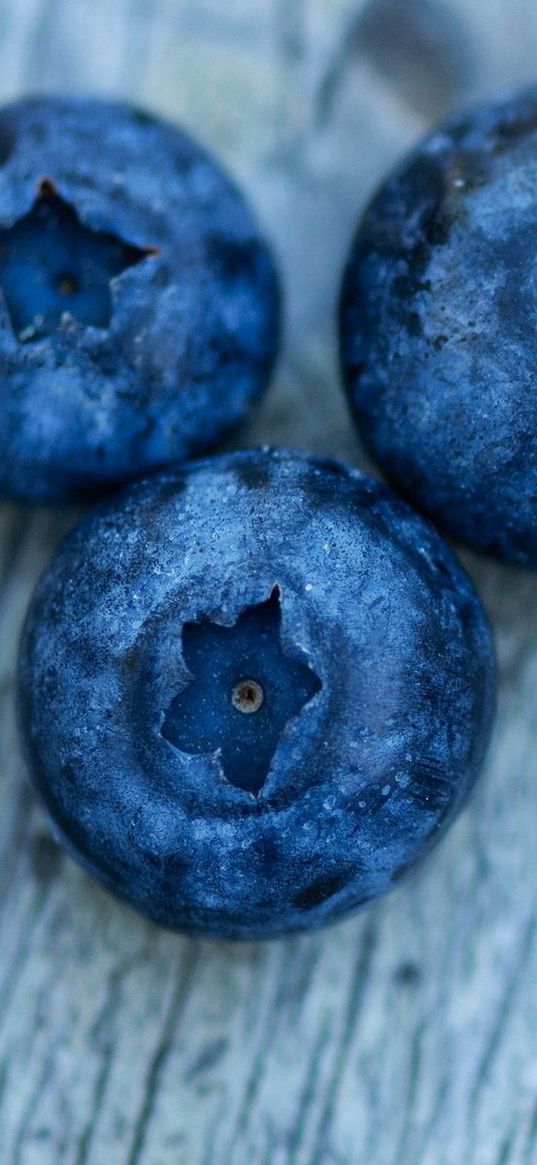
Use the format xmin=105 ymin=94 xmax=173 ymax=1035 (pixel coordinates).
xmin=1 ymin=2 xmax=537 ymax=1163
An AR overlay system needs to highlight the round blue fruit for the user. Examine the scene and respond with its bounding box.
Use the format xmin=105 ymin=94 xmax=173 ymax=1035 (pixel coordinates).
xmin=17 ymin=449 xmax=496 ymax=939
xmin=340 ymin=86 xmax=537 ymax=566
xmin=0 ymin=97 xmax=280 ymax=502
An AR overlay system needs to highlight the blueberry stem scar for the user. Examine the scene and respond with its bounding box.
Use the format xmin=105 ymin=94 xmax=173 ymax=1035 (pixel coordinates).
xmin=0 ymin=177 xmax=157 ymax=341
xmin=231 ymin=678 xmax=264 ymax=713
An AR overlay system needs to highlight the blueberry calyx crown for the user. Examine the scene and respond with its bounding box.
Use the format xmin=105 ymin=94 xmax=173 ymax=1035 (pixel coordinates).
xmin=0 ymin=177 xmax=157 ymax=341
xmin=161 ymin=586 xmax=322 ymax=796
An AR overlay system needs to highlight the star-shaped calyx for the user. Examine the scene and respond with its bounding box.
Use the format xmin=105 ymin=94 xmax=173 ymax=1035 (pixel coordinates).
xmin=0 ymin=178 xmax=156 ymax=341
xmin=161 ymin=587 xmax=322 ymax=795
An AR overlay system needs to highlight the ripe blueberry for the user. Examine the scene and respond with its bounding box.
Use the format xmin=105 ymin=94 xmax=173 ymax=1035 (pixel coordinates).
xmin=17 ymin=449 xmax=495 ymax=939
xmin=340 ymin=86 xmax=537 ymax=566
xmin=0 ymin=97 xmax=280 ymax=502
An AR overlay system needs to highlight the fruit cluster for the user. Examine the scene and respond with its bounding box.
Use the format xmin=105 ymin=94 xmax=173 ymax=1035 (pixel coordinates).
xmin=12 ymin=88 xmax=533 ymax=939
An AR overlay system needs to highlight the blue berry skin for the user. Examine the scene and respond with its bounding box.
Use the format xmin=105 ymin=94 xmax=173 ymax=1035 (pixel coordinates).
xmin=0 ymin=97 xmax=280 ymax=503
xmin=340 ymin=86 xmax=537 ymax=566
xmin=17 ymin=449 xmax=495 ymax=940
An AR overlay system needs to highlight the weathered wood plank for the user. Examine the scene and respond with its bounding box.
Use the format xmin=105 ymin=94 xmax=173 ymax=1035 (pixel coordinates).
xmin=1 ymin=2 xmax=537 ymax=1163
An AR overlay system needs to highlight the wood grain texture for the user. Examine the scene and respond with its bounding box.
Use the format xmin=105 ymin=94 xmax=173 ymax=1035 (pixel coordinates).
xmin=1 ymin=2 xmax=537 ymax=1162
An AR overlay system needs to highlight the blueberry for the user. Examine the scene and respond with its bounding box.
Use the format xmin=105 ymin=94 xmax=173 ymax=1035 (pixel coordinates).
xmin=340 ymin=85 xmax=537 ymax=566
xmin=17 ymin=449 xmax=495 ymax=939
xmin=0 ymin=97 xmax=280 ymax=502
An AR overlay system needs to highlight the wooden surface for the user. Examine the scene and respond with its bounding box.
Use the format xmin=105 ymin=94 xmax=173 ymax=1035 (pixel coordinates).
xmin=1 ymin=2 xmax=537 ymax=1162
